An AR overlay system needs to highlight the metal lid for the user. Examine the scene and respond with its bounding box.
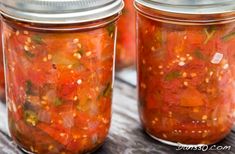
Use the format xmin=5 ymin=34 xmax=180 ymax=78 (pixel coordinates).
xmin=135 ymin=0 xmax=235 ymax=15
xmin=1 ymin=0 xmax=124 ymax=24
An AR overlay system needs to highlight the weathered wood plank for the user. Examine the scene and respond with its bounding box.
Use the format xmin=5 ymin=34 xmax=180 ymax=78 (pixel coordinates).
xmin=0 ymin=72 xmax=234 ymax=154
xmin=0 ymin=132 xmax=22 ymax=154
xmin=116 ymin=68 xmax=137 ymax=87
xmin=0 ymin=102 xmax=9 ymax=135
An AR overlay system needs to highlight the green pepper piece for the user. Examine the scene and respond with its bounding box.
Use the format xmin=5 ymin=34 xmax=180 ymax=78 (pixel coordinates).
xmin=221 ymin=31 xmax=235 ymax=41
xmin=25 ymin=80 xmax=33 ymax=95
xmin=77 ymin=49 xmax=84 ymax=55
xmin=106 ymin=24 xmax=115 ymax=37
xmin=103 ymin=83 xmax=112 ymax=97
xmin=54 ymin=97 xmax=63 ymax=106
xmin=97 ymin=83 xmax=113 ymax=100
xmin=165 ymin=71 xmax=181 ymax=81
xmin=32 ymin=35 xmax=43 ymax=44
xmin=193 ymin=49 xmax=205 ymax=60
xmin=24 ymin=50 xmax=35 ymax=58
xmin=204 ymin=26 xmax=216 ymax=44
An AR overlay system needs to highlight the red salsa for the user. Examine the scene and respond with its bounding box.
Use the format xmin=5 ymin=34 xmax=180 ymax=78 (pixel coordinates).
xmin=2 ymin=17 xmax=117 ymax=154
xmin=136 ymin=4 xmax=235 ymax=145
xmin=116 ymin=0 xmax=136 ymax=69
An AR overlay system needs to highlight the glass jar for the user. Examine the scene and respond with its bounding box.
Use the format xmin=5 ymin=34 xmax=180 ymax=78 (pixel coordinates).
xmin=0 ymin=22 xmax=5 ymax=102
xmin=135 ymin=0 xmax=235 ymax=146
xmin=1 ymin=0 xmax=123 ymax=153
xmin=116 ymin=0 xmax=136 ymax=69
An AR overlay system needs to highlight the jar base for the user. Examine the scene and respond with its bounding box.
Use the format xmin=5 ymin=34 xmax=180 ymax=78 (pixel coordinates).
xmin=18 ymin=146 xmax=35 ymax=154
xmin=146 ymin=131 xmax=207 ymax=147
xmin=17 ymin=141 xmax=104 ymax=154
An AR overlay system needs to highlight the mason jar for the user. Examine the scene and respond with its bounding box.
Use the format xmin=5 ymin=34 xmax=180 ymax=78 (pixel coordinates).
xmin=116 ymin=0 xmax=136 ymax=69
xmin=1 ymin=0 xmax=123 ymax=153
xmin=135 ymin=0 xmax=235 ymax=146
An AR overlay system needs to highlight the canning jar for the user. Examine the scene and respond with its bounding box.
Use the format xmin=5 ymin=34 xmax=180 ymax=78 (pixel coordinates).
xmin=0 ymin=22 xmax=5 ymax=102
xmin=135 ymin=0 xmax=235 ymax=146
xmin=1 ymin=0 xmax=123 ymax=153
xmin=116 ymin=0 xmax=136 ymax=69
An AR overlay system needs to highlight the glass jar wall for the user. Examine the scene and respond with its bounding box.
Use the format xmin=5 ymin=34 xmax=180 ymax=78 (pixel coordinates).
xmin=2 ymin=16 xmax=117 ymax=154
xmin=1 ymin=0 xmax=123 ymax=153
xmin=116 ymin=0 xmax=136 ymax=69
xmin=0 ymin=22 xmax=5 ymax=102
xmin=135 ymin=0 xmax=235 ymax=146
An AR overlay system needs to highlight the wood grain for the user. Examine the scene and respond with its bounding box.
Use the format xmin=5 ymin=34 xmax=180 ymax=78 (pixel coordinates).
xmin=0 ymin=69 xmax=235 ymax=154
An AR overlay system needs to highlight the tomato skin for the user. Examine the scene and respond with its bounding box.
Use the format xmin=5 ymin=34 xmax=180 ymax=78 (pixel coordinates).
xmin=137 ymin=12 xmax=235 ymax=144
xmin=3 ymin=16 xmax=116 ymax=154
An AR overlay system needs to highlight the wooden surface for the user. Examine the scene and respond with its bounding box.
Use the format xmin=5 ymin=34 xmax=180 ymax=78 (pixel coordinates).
xmin=0 ymin=69 xmax=235 ymax=154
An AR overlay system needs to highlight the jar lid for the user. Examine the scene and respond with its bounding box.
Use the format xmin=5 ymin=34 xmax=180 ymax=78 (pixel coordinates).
xmin=1 ymin=0 xmax=124 ymax=24
xmin=135 ymin=0 xmax=235 ymax=15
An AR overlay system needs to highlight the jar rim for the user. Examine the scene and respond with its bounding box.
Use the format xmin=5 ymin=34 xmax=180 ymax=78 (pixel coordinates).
xmin=135 ymin=0 xmax=235 ymax=15
xmin=134 ymin=0 xmax=235 ymax=24
xmin=1 ymin=0 xmax=124 ymax=24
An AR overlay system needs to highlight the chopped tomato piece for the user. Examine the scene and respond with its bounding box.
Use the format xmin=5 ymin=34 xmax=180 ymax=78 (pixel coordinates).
xmin=180 ymin=87 xmax=205 ymax=107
